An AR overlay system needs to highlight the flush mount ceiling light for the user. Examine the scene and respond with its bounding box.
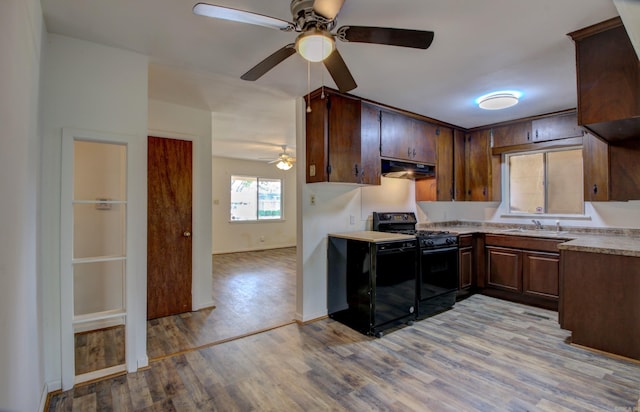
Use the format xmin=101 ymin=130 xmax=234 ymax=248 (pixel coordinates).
xmin=276 ymin=159 xmax=293 ymax=170
xmin=476 ymin=91 xmax=522 ymax=110
xmin=295 ymin=27 xmax=335 ymax=62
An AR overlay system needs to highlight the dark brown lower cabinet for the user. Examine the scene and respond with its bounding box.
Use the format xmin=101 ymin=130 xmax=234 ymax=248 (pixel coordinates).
xmin=483 ymin=235 xmax=560 ymax=310
xmin=560 ymin=250 xmax=640 ymax=360
xmin=522 ymin=251 xmax=560 ymax=300
xmin=486 ymin=246 xmax=521 ymax=293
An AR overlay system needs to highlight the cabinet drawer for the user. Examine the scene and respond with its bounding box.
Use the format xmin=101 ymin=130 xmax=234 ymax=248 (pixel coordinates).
xmin=458 ymin=234 xmax=473 ymax=247
xmin=485 ymin=234 xmax=561 ymax=253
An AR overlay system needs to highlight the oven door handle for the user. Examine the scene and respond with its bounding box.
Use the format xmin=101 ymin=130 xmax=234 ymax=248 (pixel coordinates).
xmin=378 ymin=247 xmax=416 ymax=255
xmin=421 ymin=246 xmax=458 ymax=255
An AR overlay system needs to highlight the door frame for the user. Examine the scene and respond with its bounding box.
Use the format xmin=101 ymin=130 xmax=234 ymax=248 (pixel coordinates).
xmin=60 ymin=128 xmax=146 ymax=390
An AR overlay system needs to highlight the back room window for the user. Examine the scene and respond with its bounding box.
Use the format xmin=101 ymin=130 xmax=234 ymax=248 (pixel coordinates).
xmin=230 ymin=176 xmax=282 ymax=221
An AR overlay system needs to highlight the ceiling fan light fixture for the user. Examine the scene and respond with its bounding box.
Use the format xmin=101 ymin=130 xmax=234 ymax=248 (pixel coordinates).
xmin=276 ymin=159 xmax=293 ymax=170
xmin=476 ymin=91 xmax=522 ymax=110
xmin=296 ymin=28 xmax=335 ymax=62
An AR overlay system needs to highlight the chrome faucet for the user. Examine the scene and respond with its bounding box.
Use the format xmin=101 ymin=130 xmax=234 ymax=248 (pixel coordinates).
xmin=531 ymin=219 xmax=543 ymax=230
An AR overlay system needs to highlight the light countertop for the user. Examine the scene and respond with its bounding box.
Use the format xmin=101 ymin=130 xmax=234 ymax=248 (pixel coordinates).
xmin=416 ymin=223 xmax=640 ymax=258
xmin=328 ymin=231 xmax=416 ymax=243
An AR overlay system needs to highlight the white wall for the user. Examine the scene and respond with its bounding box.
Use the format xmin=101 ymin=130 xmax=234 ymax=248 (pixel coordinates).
xmin=41 ymin=34 xmax=149 ymax=390
xmin=0 ymin=0 xmax=45 ymax=409
xmin=212 ymin=156 xmax=296 ymax=253
xmin=148 ymin=99 xmax=213 ymax=310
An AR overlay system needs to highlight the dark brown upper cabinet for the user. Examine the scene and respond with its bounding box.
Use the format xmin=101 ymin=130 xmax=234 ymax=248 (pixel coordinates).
xmin=415 ymin=126 xmax=456 ymax=201
xmin=465 ymin=130 xmax=501 ymax=201
xmin=380 ymin=109 xmax=436 ymax=164
xmin=305 ymin=91 xmax=380 ymax=185
xmin=531 ymin=112 xmax=583 ymax=142
xmin=569 ymin=17 xmax=640 ymax=142
xmin=491 ymin=121 xmax=532 ymax=148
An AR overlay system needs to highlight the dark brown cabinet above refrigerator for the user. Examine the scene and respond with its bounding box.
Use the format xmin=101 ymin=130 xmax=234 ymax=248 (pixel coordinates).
xmin=569 ymin=17 xmax=640 ymax=142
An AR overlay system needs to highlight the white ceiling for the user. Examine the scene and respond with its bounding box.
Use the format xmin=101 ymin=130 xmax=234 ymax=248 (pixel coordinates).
xmin=41 ymin=0 xmax=622 ymax=161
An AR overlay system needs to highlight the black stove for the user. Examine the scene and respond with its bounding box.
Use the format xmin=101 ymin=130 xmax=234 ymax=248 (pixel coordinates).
xmin=373 ymin=212 xmax=459 ymax=319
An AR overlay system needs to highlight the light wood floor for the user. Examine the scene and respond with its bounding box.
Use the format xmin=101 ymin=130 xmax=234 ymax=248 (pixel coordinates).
xmin=147 ymin=247 xmax=297 ymax=360
xmin=49 ymin=294 xmax=640 ymax=411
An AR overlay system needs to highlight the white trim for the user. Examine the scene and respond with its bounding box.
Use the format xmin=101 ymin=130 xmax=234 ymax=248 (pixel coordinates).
xmin=137 ymin=356 xmax=149 ymax=369
xmin=192 ymin=300 xmax=216 ymax=311
xmin=74 ymin=364 xmax=127 ymax=386
xmin=73 ymin=310 xmax=126 ymax=325
xmin=38 ymin=382 xmax=50 ymax=412
xmin=73 ymin=317 xmax=124 ymax=334
xmin=295 ymin=309 xmax=327 ymax=323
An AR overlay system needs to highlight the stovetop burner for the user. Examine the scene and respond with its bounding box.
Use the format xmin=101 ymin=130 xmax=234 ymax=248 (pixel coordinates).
xmin=389 ymin=229 xmax=451 ymax=238
xmin=415 ymin=230 xmax=451 ymax=237
xmin=372 ymin=212 xmax=458 ymax=249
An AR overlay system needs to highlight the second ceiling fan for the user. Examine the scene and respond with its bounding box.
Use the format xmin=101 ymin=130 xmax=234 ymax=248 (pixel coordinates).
xmin=193 ymin=0 xmax=435 ymax=92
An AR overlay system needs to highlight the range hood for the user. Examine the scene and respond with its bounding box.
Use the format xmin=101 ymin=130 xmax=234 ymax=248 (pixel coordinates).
xmin=381 ymin=159 xmax=435 ymax=180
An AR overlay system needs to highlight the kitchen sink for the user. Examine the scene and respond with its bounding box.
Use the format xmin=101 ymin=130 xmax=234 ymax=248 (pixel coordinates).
xmin=500 ymin=228 xmax=570 ymax=236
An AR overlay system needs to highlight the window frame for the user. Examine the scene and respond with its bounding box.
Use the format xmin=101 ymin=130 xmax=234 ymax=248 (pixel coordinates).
xmin=503 ymin=146 xmax=586 ymax=218
xmin=229 ymin=175 xmax=284 ymax=222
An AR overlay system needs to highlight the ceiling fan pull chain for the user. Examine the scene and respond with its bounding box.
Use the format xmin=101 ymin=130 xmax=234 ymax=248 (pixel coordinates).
xmin=306 ymin=59 xmax=312 ymax=113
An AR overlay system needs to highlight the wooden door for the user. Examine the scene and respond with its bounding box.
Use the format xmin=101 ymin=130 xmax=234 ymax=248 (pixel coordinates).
xmin=147 ymin=136 xmax=193 ymax=319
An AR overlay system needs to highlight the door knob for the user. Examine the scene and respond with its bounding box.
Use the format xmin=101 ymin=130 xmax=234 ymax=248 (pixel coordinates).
xmin=183 ymin=231 xmax=191 ymax=237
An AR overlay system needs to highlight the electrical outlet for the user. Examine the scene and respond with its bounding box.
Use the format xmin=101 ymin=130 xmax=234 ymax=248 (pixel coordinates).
xmin=349 ymin=215 xmax=355 ymax=225
xmin=260 ymin=235 xmax=265 ymax=242
xmin=310 ymin=194 xmax=316 ymax=205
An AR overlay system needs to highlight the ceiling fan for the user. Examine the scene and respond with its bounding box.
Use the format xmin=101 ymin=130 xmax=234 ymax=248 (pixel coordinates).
xmin=264 ymin=145 xmax=296 ymax=170
xmin=193 ymin=0 xmax=435 ymax=92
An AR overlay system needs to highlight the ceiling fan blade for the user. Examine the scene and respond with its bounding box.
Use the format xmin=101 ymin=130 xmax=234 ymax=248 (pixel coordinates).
xmin=241 ymin=44 xmax=297 ymax=81
xmin=337 ymin=26 xmax=435 ymax=49
xmin=323 ymin=49 xmax=357 ymax=93
xmin=193 ymin=3 xmax=294 ymax=31
xmin=313 ymin=0 xmax=345 ymax=20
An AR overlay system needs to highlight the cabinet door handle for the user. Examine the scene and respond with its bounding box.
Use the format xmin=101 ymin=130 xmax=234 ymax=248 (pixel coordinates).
xmin=413 ymin=148 xmax=416 ymax=158
xmin=483 ymin=187 xmax=487 ymax=197
xmin=354 ymin=164 xmax=359 ymax=177
xmin=527 ymin=131 xmax=531 ymax=141
xmin=408 ymin=147 xmax=412 ymax=157
xmin=593 ymin=184 xmax=598 ymax=195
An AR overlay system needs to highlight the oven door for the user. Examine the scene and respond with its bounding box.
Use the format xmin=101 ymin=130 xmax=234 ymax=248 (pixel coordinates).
xmin=419 ymin=246 xmax=459 ymax=301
